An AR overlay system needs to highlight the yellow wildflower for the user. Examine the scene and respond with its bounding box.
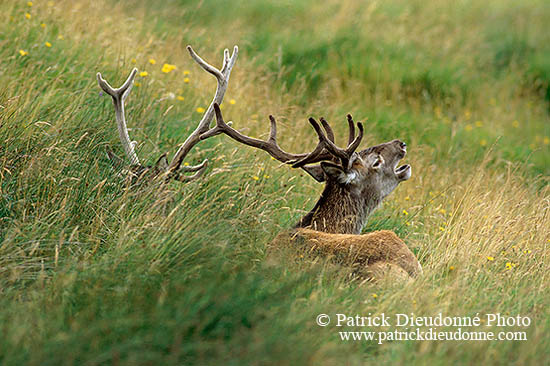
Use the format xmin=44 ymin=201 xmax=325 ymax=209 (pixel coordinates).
xmin=512 ymin=120 xmax=519 ymax=128
xmin=176 ymin=95 xmax=185 ymax=101
xmin=404 ymin=195 xmax=410 ymax=201
xmin=486 ymin=256 xmax=494 ymax=261
xmin=405 ymin=222 xmax=411 ymax=226
xmin=464 ymin=110 xmax=471 ymax=120
xmin=505 ymin=262 xmax=513 ymax=270
xmin=18 ymin=49 xmax=28 ymax=56
xmin=148 ymin=58 xmax=156 ymax=65
xmin=183 ymin=77 xmax=190 ymax=83
xmin=449 ymin=266 xmax=455 ymax=271
xmin=161 ymin=63 xmax=177 ymax=73
xmin=402 ymin=209 xmax=409 ymax=216
xmin=183 ymin=162 xmax=190 ymax=166
xmin=544 ymin=137 xmax=550 ymax=145
xmin=480 ymin=139 xmax=487 ymax=147
xmin=439 ymin=226 xmax=445 ymax=232
xmin=196 ymin=107 xmax=205 ymax=113
xmin=57 ymin=35 xmax=63 ymax=40
xmin=139 ymin=71 xmax=148 ymax=77
xmin=264 ymin=175 xmax=270 ymax=179
xmin=372 ymin=293 xmax=378 ymax=298
xmin=465 ymin=124 xmax=473 ymax=132
xmin=134 ymin=81 xmax=141 ymax=87
xmin=25 ymin=13 xmax=31 ymax=19
xmin=27 ymin=2 xmax=33 ymax=6
xmin=523 ymin=250 xmax=532 ymax=254
xmin=439 ymin=208 xmax=446 ymax=215
xmin=131 ymin=58 xmax=137 ymax=64
xmin=229 ymin=99 xmax=236 ymax=105
xmin=252 ymin=175 xmax=260 ymax=181
xmin=40 ymin=23 xmax=46 ymax=28
xmin=183 ymin=70 xmax=190 ymax=75
xmin=44 ymin=41 xmax=52 ymax=48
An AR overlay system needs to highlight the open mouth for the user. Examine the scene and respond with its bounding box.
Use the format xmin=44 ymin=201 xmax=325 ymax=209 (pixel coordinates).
xmin=395 ymin=164 xmax=411 ymax=181
xmin=394 ymin=145 xmax=411 ymax=180
xmin=395 ymin=164 xmax=409 ymax=173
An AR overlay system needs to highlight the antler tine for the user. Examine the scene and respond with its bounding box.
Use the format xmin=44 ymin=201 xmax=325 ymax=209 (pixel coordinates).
xmin=179 ymin=159 xmax=208 ymax=173
xmin=267 ymin=115 xmax=277 ymax=143
xmin=319 ymin=117 xmax=335 ymax=143
xmin=97 ymin=68 xmax=140 ymax=166
xmin=167 ymin=45 xmax=239 ymax=175
xmin=174 ymin=165 xmax=208 ymax=182
xmin=347 ymin=114 xmax=355 ymax=146
xmin=291 ymin=117 xmax=332 ymax=168
xmin=225 ymin=46 xmax=239 ymax=74
xmin=221 ymin=48 xmax=230 ymax=74
xmin=346 ymin=122 xmax=364 ymax=154
xmin=186 ymin=45 xmax=224 ymax=81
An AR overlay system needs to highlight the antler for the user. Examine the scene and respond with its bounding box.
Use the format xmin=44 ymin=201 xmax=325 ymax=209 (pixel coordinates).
xmin=200 ymin=104 xmax=363 ymax=182
xmin=97 ymin=45 xmax=238 ymax=183
xmin=166 ymin=45 xmax=238 ymax=176
xmin=97 ymin=68 xmax=140 ymax=166
xmin=294 ymin=115 xmax=363 ymax=171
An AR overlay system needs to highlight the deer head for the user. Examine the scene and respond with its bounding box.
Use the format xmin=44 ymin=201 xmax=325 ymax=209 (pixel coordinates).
xmin=96 ymin=45 xmax=238 ymax=184
xmin=323 ymin=138 xmax=411 ymax=200
xmin=202 ymin=107 xmax=411 ymax=234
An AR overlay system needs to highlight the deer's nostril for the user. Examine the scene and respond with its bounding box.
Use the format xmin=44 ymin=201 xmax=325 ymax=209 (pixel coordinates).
xmin=400 ymin=141 xmax=406 ymax=149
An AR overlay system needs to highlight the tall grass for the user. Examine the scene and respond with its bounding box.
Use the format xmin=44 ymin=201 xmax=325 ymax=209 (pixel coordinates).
xmin=0 ymin=0 xmax=549 ymax=365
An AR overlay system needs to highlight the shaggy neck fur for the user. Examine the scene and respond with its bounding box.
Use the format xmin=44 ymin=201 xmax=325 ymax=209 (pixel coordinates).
xmin=295 ymin=182 xmax=383 ymax=234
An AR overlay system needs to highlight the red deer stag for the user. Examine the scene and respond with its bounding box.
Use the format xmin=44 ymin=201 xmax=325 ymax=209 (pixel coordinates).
xmin=201 ymin=105 xmax=421 ymax=280
xmin=96 ymin=45 xmax=238 ymax=183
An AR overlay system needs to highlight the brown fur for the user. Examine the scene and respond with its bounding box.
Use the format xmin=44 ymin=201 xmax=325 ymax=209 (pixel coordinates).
xmin=272 ymin=229 xmax=422 ymax=280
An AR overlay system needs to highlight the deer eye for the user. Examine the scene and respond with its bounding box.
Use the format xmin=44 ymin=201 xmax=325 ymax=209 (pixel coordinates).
xmin=372 ymin=158 xmax=382 ymax=168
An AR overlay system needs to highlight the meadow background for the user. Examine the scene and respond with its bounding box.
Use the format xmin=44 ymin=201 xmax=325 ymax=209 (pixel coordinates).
xmin=1 ymin=0 xmax=549 ymax=364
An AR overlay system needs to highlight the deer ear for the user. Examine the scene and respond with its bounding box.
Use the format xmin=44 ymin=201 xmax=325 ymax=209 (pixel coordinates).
xmin=320 ymin=162 xmax=344 ymax=179
xmin=302 ymin=165 xmax=326 ymax=182
xmin=154 ymin=153 xmax=169 ymax=171
xmin=320 ymin=162 xmax=357 ymax=184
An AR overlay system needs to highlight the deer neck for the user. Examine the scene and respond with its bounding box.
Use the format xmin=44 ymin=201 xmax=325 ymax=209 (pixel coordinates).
xmin=295 ymin=182 xmax=382 ymax=235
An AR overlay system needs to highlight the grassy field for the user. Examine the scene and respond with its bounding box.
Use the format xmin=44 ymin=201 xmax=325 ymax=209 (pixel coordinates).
xmin=1 ymin=0 xmax=549 ymax=364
